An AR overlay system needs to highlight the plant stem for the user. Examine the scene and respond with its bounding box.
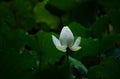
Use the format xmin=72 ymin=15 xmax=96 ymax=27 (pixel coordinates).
xmin=66 ymin=48 xmax=73 ymax=79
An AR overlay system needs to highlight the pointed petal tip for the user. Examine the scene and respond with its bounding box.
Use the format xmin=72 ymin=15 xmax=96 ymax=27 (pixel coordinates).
xmin=52 ymin=35 xmax=55 ymax=38
xmin=71 ymin=36 xmax=81 ymax=49
xmin=78 ymin=36 xmax=81 ymax=39
xmin=63 ymin=25 xmax=69 ymax=27
xmin=52 ymin=35 xmax=61 ymax=47
xmin=77 ymin=36 xmax=81 ymax=42
xmin=62 ymin=26 xmax=71 ymax=30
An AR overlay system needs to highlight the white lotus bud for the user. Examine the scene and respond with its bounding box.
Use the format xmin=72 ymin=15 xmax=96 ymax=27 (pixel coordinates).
xmin=52 ymin=26 xmax=81 ymax=52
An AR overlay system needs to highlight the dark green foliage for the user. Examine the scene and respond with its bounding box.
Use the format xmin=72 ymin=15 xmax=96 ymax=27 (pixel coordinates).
xmin=91 ymin=16 xmax=109 ymax=37
xmin=88 ymin=57 xmax=120 ymax=79
xmin=0 ymin=0 xmax=120 ymax=79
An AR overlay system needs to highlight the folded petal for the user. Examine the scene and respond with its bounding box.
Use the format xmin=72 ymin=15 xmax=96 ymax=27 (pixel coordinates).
xmin=52 ymin=35 xmax=61 ymax=47
xmin=70 ymin=37 xmax=81 ymax=51
xmin=56 ymin=46 xmax=67 ymax=52
xmin=70 ymin=46 xmax=82 ymax=51
xmin=59 ymin=26 xmax=74 ymax=46
xmin=52 ymin=35 xmax=67 ymax=52
xmin=73 ymin=37 xmax=81 ymax=47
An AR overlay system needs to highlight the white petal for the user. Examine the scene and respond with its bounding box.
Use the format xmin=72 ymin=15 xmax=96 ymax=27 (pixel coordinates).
xmin=52 ymin=35 xmax=61 ymax=46
xmin=52 ymin=35 xmax=67 ymax=52
xmin=56 ymin=46 xmax=67 ymax=52
xmin=70 ymin=37 xmax=81 ymax=51
xmin=70 ymin=46 xmax=82 ymax=51
xmin=73 ymin=37 xmax=81 ymax=47
xmin=59 ymin=26 xmax=74 ymax=46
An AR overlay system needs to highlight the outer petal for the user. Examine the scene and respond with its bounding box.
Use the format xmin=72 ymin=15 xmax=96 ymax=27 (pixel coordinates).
xmin=56 ymin=46 xmax=67 ymax=52
xmin=70 ymin=37 xmax=81 ymax=51
xmin=70 ymin=46 xmax=81 ymax=51
xmin=73 ymin=37 xmax=81 ymax=47
xmin=52 ymin=35 xmax=67 ymax=52
xmin=59 ymin=26 xmax=74 ymax=46
xmin=52 ymin=35 xmax=61 ymax=46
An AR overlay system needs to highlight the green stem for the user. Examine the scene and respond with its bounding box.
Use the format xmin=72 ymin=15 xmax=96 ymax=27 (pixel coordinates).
xmin=66 ymin=49 xmax=73 ymax=79
xmin=66 ymin=52 xmax=69 ymax=66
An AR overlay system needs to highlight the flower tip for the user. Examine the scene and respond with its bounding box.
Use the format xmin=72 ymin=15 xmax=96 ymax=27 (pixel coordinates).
xmin=63 ymin=25 xmax=69 ymax=27
xmin=63 ymin=26 xmax=70 ymax=29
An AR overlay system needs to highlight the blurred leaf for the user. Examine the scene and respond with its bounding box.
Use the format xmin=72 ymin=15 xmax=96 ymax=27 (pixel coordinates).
xmin=61 ymin=14 xmax=72 ymax=25
xmin=112 ymin=48 xmax=120 ymax=57
xmin=100 ymin=33 xmax=120 ymax=53
xmin=10 ymin=0 xmax=36 ymax=31
xmin=0 ymin=29 xmax=28 ymax=51
xmin=0 ymin=49 xmax=39 ymax=79
xmin=37 ymin=61 xmax=71 ymax=79
xmin=107 ymin=9 xmax=120 ymax=32
xmin=98 ymin=0 xmax=120 ymax=33
xmin=105 ymin=47 xmax=120 ymax=58
xmin=34 ymin=0 xmax=60 ymax=29
xmin=98 ymin=0 xmax=120 ymax=11
xmin=74 ymin=38 xmax=99 ymax=60
xmin=68 ymin=22 xmax=89 ymax=37
xmin=88 ymin=57 xmax=120 ymax=79
xmin=69 ymin=1 xmax=99 ymax=27
xmin=11 ymin=0 xmax=32 ymax=14
xmin=26 ymin=34 xmax=40 ymax=51
xmin=47 ymin=0 xmax=85 ymax=11
xmin=69 ymin=56 xmax=88 ymax=74
xmin=36 ymin=31 xmax=64 ymax=68
xmin=0 ymin=2 xmax=16 ymax=28
xmin=91 ymin=16 xmax=109 ymax=37
xmin=16 ymin=15 xmax=37 ymax=31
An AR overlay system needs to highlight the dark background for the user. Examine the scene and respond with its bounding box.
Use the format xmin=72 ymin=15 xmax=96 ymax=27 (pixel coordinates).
xmin=0 ymin=0 xmax=120 ymax=79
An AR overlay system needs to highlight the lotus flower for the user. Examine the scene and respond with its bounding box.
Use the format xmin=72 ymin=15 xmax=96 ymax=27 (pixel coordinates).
xmin=52 ymin=26 xmax=81 ymax=52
